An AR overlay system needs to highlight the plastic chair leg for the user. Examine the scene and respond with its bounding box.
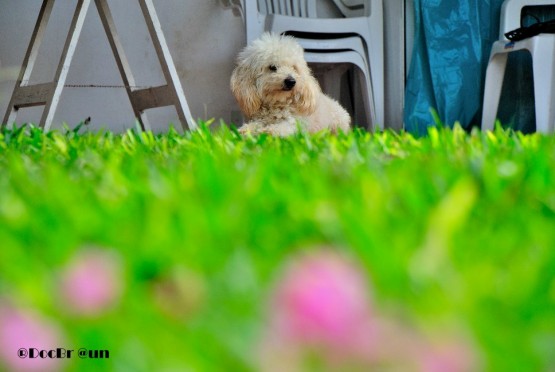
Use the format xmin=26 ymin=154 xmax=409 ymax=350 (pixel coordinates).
xmin=367 ymin=37 xmax=384 ymax=127
xmin=532 ymin=37 xmax=555 ymax=133
xmin=352 ymin=65 xmax=375 ymax=130
xmin=351 ymin=69 xmax=369 ymax=128
xmin=482 ymin=50 xmax=509 ymax=131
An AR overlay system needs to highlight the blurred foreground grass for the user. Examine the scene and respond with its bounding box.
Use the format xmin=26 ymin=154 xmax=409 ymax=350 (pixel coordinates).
xmin=0 ymin=123 xmax=555 ymax=371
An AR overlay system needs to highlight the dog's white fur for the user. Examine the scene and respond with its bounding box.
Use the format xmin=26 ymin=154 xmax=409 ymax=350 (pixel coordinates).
xmin=231 ymin=33 xmax=351 ymax=136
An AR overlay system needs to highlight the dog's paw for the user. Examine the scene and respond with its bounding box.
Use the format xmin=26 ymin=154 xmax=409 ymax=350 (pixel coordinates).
xmin=237 ymin=124 xmax=253 ymax=135
xmin=238 ymin=122 xmax=263 ymax=135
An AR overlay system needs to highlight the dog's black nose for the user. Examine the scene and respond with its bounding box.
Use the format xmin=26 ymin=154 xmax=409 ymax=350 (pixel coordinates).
xmin=283 ymin=76 xmax=296 ymax=90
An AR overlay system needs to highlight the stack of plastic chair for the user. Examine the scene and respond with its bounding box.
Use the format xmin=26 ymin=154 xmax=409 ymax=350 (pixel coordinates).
xmin=222 ymin=0 xmax=384 ymax=130
xmin=482 ymin=0 xmax=555 ymax=132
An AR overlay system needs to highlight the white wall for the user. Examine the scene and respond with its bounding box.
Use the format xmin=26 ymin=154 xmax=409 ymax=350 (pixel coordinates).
xmin=0 ymin=0 xmax=407 ymax=132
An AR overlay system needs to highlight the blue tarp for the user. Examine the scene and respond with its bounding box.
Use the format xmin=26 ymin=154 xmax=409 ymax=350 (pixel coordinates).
xmin=404 ymin=0 xmax=504 ymax=135
xmin=404 ymin=0 xmax=551 ymax=135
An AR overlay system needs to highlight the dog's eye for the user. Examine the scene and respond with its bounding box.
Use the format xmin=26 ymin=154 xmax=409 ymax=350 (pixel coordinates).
xmin=268 ymin=64 xmax=278 ymax=72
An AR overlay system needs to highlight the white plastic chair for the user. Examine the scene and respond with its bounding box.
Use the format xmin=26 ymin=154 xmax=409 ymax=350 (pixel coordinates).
xmin=262 ymin=0 xmax=384 ymax=128
xmin=223 ymin=0 xmax=384 ymax=130
xmin=482 ymin=0 xmax=555 ymax=132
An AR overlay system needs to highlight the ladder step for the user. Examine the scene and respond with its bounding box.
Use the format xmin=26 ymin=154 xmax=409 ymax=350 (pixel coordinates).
xmin=13 ymin=82 xmax=55 ymax=108
xmin=130 ymin=85 xmax=174 ymax=112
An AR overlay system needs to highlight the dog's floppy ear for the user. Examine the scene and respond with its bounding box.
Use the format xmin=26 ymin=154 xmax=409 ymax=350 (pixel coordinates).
xmin=231 ymin=64 xmax=261 ymax=120
xmin=295 ymin=72 xmax=319 ymax=116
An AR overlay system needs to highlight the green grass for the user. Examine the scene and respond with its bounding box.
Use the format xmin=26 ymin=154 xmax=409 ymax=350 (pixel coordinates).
xmin=1 ymin=123 xmax=555 ymax=371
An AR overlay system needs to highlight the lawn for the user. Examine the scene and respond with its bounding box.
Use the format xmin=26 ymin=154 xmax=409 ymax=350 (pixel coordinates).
xmin=0 ymin=122 xmax=554 ymax=371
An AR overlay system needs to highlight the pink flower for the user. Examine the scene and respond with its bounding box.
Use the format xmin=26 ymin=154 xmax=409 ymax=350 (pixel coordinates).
xmin=0 ymin=305 xmax=65 ymax=372
xmin=269 ymin=250 xmax=375 ymax=353
xmin=419 ymin=340 xmax=478 ymax=372
xmin=59 ymin=248 xmax=123 ymax=316
xmin=260 ymin=249 xmax=480 ymax=371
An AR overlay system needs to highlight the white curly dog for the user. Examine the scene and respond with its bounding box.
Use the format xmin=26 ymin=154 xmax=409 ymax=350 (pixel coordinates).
xmin=231 ymin=33 xmax=351 ymax=136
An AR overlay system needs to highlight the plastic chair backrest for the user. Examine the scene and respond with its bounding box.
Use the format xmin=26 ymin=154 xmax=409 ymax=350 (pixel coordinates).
xmin=331 ymin=0 xmax=368 ymax=17
xmin=500 ymin=0 xmax=555 ymax=39
xmin=259 ymin=0 xmax=317 ymax=17
xmin=248 ymin=0 xmax=376 ymax=21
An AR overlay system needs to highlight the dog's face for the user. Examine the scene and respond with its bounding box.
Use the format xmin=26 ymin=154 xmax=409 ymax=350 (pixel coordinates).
xmin=231 ymin=33 xmax=320 ymax=119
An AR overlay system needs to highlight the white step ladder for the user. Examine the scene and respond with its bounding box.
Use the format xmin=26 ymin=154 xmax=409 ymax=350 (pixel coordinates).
xmin=2 ymin=0 xmax=196 ymax=131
